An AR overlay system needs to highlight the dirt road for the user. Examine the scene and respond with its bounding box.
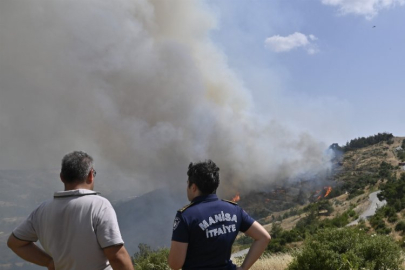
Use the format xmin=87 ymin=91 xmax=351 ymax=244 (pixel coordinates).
xmin=347 ymin=190 xmax=386 ymax=226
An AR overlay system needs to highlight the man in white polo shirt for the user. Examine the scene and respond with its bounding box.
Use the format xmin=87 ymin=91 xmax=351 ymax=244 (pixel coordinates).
xmin=7 ymin=151 xmax=133 ymax=270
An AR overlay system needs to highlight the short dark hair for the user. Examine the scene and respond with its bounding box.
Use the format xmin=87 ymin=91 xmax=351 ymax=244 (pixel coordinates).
xmin=61 ymin=151 xmax=94 ymax=183
xmin=187 ymin=160 xmax=220 ymax=195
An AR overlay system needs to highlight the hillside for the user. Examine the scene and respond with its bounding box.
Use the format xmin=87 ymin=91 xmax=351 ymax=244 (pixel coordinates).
xmin=254 ymin=135 xmax=404 ymax=220
xmin=233 ymin=135 xmax=405 ymax=256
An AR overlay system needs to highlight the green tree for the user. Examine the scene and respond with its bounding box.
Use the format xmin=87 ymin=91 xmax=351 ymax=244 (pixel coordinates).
xmin=395 ymin=220 xmax=405 ymax=232
xmin=378 ymin=173 xmax=405 ymax=211
xmin=379 ymin=161 xmax=394 ymax=179
xmin=132 ymin=243 xmax=170 ymax=270
xmin=288 ymin=228 xmax=403 ymax=270
xmin=343 ymin=133 xmax=394 ymax=152
xmin=270 ymin=222 xmax=283 ymax=238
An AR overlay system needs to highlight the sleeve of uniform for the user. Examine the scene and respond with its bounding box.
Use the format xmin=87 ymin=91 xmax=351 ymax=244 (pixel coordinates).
xmin=96 ymin=201 xmax=124 ymax=248
xmin=171 ymin=212 xmax=189 ymax=243
xmin=12 ymin=210 xmax=38 ymax=242
xmin=239 ymin=207 xmax=255 ymax=233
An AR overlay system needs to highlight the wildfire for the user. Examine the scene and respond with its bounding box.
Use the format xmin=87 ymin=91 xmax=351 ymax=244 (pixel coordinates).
xmin=313 ymin=186 xmax=333 ymax=201
xmin=232 ymin=192 xmax=240 ymax=202
xmin=324 ymin=186 xmax=332 ymax=198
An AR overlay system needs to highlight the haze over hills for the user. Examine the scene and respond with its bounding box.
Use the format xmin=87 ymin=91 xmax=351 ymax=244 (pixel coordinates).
xmin=1 ymin=134 xmax=404 ymax=269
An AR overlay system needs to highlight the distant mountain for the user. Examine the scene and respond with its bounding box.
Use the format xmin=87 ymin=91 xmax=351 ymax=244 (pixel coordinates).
xmin=115 ymin=187 xmax=187 ymax=254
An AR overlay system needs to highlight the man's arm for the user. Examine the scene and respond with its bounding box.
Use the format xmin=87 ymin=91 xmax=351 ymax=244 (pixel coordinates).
xmin=7 ymin=234 xmax=55 ymax=270
xmin=103 ymin=244 xmax=133 ymax=270
xmin=237 ymin=221 xmax=271 ymax=270
xmin=168 ymin=241 xmax=188 ymax=270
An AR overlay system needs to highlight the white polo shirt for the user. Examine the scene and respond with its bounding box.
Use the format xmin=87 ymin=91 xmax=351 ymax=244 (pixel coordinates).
xmin=13 ymin=189 xmax=124 ymax=270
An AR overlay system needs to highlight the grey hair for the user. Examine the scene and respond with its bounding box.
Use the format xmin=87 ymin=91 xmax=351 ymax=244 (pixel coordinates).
xmin=60 ymin=151 xmax=94 ymax=183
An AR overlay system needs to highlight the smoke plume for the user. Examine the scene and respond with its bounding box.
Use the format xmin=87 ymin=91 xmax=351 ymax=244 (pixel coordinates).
xmin=0 ymin=0 xmax=331 ymax=196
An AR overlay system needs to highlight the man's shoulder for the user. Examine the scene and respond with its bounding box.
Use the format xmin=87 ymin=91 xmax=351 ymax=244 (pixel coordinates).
xmin=177 ymin=202 xmax=195 ymax=213
xmin=221 ymin=199 xmax=238 ymax=205
xmin=31 ymin=198 xmax=54 ymax=213
xmin=54 ymin=190 xmax=113 ymax=209
xmin=81 ymin=193 xmax=112 ymax=206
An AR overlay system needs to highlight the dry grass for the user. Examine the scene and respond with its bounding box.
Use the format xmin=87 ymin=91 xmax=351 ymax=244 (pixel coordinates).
xmin=233 ymin=253 xmax=293 ymax=270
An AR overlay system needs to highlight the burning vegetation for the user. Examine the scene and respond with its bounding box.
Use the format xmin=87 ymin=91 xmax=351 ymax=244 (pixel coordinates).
xmin=312 ymin=186 xmax=333 ymax=201
xmin=231 ymin=192 xmax=240 ymax=202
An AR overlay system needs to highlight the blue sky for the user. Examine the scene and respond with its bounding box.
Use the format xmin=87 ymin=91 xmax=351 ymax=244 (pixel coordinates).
xmin=206 ymin=0 xmax=405 ymax=144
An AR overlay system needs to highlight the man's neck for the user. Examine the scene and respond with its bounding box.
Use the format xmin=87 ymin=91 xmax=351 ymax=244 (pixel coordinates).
xmin=64 ymin=183 xmax=93 ymax=191
xmin=189 ymin=192 xmax=202 ymax=202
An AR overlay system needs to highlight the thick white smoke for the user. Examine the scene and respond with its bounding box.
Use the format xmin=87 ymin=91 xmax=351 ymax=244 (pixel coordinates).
xmin=0 ymin=0 xmax=331 ymax=195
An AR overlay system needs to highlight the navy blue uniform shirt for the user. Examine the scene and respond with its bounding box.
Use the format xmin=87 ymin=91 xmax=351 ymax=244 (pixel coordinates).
xmin=171 ymin=194 xmax=255 ymax=270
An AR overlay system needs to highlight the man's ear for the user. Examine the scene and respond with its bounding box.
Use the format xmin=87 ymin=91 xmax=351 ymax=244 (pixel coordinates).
xmin=191 ymin=183 xmax=198 ymax=192
xmin=86 ymin=170 xmax=94 ymax=184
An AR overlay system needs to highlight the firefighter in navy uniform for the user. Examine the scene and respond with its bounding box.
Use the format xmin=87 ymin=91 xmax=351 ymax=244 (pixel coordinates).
xmin=168 ymin=160 xmax=271 ymax=270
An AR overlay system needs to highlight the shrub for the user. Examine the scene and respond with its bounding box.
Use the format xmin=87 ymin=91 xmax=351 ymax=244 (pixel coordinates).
xmin=383 ymin=206 xmax=399 ymax=223
xmin=348 ymin=209 xmax=356 ymax=217
xmin=379 ymin=161 xmax=394 ymax=179
xmin=398 ymin=151 xmax=405 ymax=162
xmin=379 ymin=173 xmax=405 ymax=210
xmin=132 ymin=243 xmax=170 ymax=270
xmin=235 ymin=234 xmax=254 ymax=246
xmin=357 ymin=218 xmax=370 ymax=232
xmin=267 ymin=223 xmax=303 ymax=253
xmin=288 ymin=227 xmax=403 ymax=270
xmin=388 ymin=214 xmax=399 ymax=223
xmin=375 ymin=226 xmax=392 ymax=235
xmin=369 ymin=209 xmax=392 ymax=234
xmin=395 ymin=220 xmax=405 ymax=232
xmin=271 ymin=222 xmax=283 ymax=238
xmin=267 ymin=238 xmax=287 ymax=253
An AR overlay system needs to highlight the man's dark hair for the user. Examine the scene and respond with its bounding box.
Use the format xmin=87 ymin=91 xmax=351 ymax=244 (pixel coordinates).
xmin=61 ymin=151 xmax=94 ymax=183
xmin=187 ymin=160 xmax=220 ymax=195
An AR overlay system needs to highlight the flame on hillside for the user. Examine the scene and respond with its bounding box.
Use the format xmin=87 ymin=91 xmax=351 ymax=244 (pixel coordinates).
xmin=232 ymin=192 xmax=240 ymax=202
xmin=313 ymin=186 xmax=333 ymax=201
xmin=324 ymin=186 xmax=332 ymax=198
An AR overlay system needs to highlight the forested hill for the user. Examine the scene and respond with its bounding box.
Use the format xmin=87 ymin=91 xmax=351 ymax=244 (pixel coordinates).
xmin=232 ymin=134 xmax=405 ymax=261
xmin=339 ymin=132 xmax=395 ymax=152
xmin=331 ymin=134 xmax=405 ymax=199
